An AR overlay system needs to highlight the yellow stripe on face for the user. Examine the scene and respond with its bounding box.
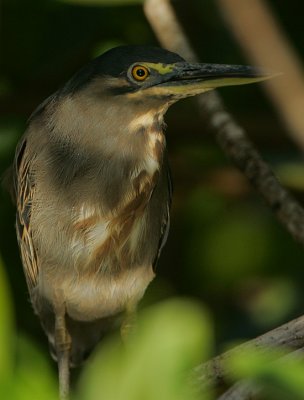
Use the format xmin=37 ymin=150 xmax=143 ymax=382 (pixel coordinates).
xmin=143 ymin=62 xmax=176 ymax=75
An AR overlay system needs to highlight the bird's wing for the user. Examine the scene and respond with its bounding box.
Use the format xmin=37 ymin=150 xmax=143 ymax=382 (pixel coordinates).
xmin=14 ymin=138 xmax=39 ymax=291
xmin=152 ymin=168 xmax=172 ymax=271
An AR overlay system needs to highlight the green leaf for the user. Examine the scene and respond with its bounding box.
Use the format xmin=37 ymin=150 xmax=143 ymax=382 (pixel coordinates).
xmin=0 ymin=256 xmax=14 ymax=383
xmin=78 ymin=299 xmax=213 ymax=400
xmin=227 ymin=346 xmax=304 ymax=400
xmin=13 ymin=336 xmax=57 ymax=400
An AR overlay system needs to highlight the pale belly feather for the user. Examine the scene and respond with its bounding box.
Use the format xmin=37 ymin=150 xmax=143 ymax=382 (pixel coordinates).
xmin=48 ymin=265 xmax=155 ymax=321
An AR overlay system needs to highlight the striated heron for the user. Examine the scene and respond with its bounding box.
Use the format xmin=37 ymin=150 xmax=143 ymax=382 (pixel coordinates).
xmin=11 ymin=45 xmax=269 ymax=399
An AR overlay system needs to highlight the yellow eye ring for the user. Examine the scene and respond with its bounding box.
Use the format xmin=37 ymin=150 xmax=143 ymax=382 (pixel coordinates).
xmin=131 ymin=65 xmax=150 ymax=81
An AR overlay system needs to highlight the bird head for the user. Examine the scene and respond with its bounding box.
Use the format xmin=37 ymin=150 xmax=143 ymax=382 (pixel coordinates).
xmin=62 ymin=45 xmax=271 ymax=113
xmin=48 ymin=45 xmax=274 ymax=160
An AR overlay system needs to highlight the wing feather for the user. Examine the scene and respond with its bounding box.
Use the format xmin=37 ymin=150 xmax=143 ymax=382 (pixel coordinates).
xmin=152 ymin=168 xmax=172 ymax=271
xmin=14 ymin=139 xmax=39 ymax=291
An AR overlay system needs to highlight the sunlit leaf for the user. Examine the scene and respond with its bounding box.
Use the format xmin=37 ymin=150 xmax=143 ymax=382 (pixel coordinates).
xmin=0 ymin=256 xmax=14 ymax=383
xmin=13 ymin=336 xmax=57 ymax=400
xmin=227 ymin=346 xmax=304 ymax=400
xmin=78 ymin=299 xmax=212 ymax=400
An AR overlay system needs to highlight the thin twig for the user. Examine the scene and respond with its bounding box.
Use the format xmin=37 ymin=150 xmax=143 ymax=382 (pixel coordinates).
xmin=144 ymin=0 xmax=304 ymax=246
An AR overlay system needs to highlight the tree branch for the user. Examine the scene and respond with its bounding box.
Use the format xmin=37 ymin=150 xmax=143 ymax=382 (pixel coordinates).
xmin=217 ymin=380 xmax=260 ymax=400
xmin=217 ymin=0 xmax=304 ymax=150
xmin=217 ymin=347 xmax=304 ymax=400
xmin=192 ymin=314 xmax=304 ymax=388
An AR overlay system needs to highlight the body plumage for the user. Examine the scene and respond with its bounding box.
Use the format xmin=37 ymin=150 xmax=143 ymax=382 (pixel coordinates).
xmin=14 ymin=80 xmax=171 ymax=365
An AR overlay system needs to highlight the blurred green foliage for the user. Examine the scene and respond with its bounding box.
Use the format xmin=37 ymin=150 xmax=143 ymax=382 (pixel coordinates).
xmin=0 ymin=256 xmax=13 ymax=382
xmin=0 ymin=256 xmax=57 ymax=400
xmin=1 ymin=256 xmax=304 ymax=399
xmin=227 ymin=347 xmax=304 ymax=400
xmin=0 ymin=254 xmax=212 ymax=400
xmin=77 ymin=300 xmax=212 ymax=400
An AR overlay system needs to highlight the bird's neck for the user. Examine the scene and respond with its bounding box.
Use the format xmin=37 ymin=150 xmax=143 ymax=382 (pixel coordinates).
xmin=126 ymin=109 xmax=167 ymax=176
xmin=50 ymin=95 xmax=167 ymax=176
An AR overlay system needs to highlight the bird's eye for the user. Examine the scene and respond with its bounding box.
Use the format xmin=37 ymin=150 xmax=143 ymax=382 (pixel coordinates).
xmin=131 ymin=65 xmax=150 ymax=81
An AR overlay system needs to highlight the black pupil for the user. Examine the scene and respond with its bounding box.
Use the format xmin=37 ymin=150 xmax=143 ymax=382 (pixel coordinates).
xmin=136 ymin=68 xmax=146 ymax=77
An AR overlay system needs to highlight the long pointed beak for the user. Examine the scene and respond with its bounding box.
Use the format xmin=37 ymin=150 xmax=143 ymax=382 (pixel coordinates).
xmin=156 ymin=62 xmax=276 ymax=97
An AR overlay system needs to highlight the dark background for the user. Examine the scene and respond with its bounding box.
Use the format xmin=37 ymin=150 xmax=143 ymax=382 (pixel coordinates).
xmin=1 ymin=0 xmax=304 ymax=357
